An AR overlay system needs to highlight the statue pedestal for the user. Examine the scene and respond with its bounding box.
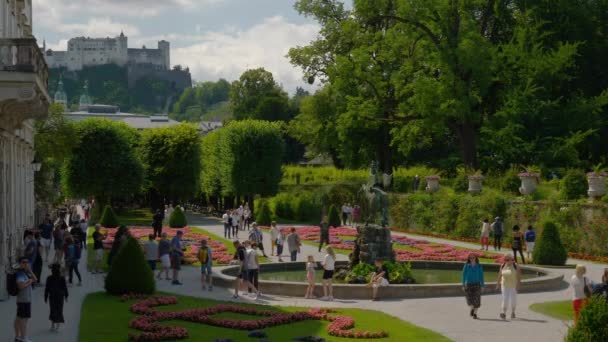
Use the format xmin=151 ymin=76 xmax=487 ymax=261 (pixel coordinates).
xmin=354 ymin=224 xmax=395 ymax=265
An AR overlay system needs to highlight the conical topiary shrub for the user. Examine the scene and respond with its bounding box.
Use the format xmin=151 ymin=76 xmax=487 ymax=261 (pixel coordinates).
xmin=328 ymin=204 xmax=341 ymax=227
xmin=256 ymin=200 xmax=272 ymax=226
xmin=107 ymin=225 xmax=128 ymax=266
xmin=532 ymin=221 xmax=568 ymax=266
xmin=566 ymin=295 xmax=608 ymax=341
xmin=169 ymin=206 xmax=187 ymax=228
xmin=105 ymin=235 xmax=155 ymax=295
xmin=100 ymin=205 xmax=120 ymax=228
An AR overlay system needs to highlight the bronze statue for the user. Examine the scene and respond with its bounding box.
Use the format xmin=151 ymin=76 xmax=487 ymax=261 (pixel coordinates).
xmin=361 ymin=161 xmax=391 ymax=227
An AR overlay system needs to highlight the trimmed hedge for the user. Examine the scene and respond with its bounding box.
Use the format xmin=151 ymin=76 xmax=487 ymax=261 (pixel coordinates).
xmin=328 ymin=204 xmax=341 ymax=227
xmin=256 ymin=200 xmax=272 ymax=226
xmin=532 ymin=221 xmax=567 ymax=266
xmin=169 ymin=206 xmax=187 ymax=228
xmin=104 ymin=236 xmax=155 ymax=295
xmin=566 ymin=295 xmax=608 ymax=342
xmin=560 ymin=169 xmax=588 ymax=200
xmin=100 ymin=205 xmax=119 ymax=228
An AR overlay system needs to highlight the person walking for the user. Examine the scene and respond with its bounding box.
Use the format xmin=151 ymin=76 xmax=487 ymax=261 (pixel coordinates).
xmin=91 ymin=224 xmax=106 ymax=274
xmin=287 ymin=228 xmax=301 ymax=262
xmin=32 ymin=233 xmax=43 ymax=287
xmin=64 ymin=236 xmax=82 ymax=286
xmin=318 ymin=217 xmax=330 ymax=252
xmin=341 ymin=204 xmax=349 ymax=226
xmin=78 ymin=219 xmax=88 ymax=248
xmin=270 ymin=221 xmax=280 ymax=256
xmin=165 ymin=204 xmax=174 ymax=224
xmin=304 ymin=255 xmax=317 ymax=299
xmin=570 ymin=265 xmax=593 ymax=324
xmin=462 ymin=253 xmax=485 ymax=319
xmin=511 ymin=225 xmax=525 ymax=264
xmin=145 ymin=234 xmax=158 ymax=271
xmin=222 ymin=210 xmax=231 ymax=239
xmin=243 ymin=241 xmax=261 ymax=299
xmin=321 ymin=246 xmax=336 ymax=301
xmin=231 ymin=210 xmax=240 ymax=239
xmin=53 ymin=224 xmax=65 ymax=264
xmin=480 ymin=218 xmax=490 ymax=251
xmin=44 ymin=263 xmax=68 ymax=332
xmin=14 ymin=256 xmax=37 ymax=342
xmin=69 ymin=223 xmax=85 ymax=254
xmin=491 ymin=217 xmax=503 ymax=251
xmin=276 ymin=231 xmax=286 ymax=262
xmin=524 ymin=225 xmax=536 ymax=262
xmin=170 ymin=231 xmax=184 ymax=285
xmin=157 ymin=233 xmax=171 ymax=281
xmin=244 ymin=205 xmax=252 ymax=231
xmin=233 ymin=240 xmax=247 ymax=298
xmin=248 ymin=223 xmax=267 ymax=257
xmin=198 ymin=239 xmax=213 ymax=291
xmin=152 ymin=209 xmax=164 ymax=239
xmin=496 ymin=255 xmax=521 ymax=319
xmin=39 ymin=218 xmax=54 ymax=263
xmin=23 ymin=231 xmax=37 ymax=271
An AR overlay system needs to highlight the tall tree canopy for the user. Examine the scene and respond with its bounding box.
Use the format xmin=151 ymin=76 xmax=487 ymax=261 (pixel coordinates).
xmin=172 ymin=79 xmax=231 ymax=122
xmin=139 ymin=124 xmax=202 ymax=204
xmin=289 ymin=0 xmax=608 ymax=171
xmin=62 ymin=119 xmax=143 ymax=206
xmin=230 ymin=68 xmax=290 ymax=121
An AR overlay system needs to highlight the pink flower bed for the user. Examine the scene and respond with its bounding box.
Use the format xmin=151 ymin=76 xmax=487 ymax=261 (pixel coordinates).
xmin=100 ymin=227 xmax=234 ymax=264
xmin=127 ymin=296 xmax=388 ymax=341
xmin=263 ymin=226 xmax=504 ymax=263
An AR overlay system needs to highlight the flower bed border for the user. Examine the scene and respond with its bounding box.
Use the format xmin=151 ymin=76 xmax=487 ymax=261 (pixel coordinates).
xmin=127 ymin=296 xmax=388 ymax=341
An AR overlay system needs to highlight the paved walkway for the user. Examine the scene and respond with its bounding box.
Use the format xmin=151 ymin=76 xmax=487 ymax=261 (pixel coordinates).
xmin=0 ymin=211 xmax=605 ymax=342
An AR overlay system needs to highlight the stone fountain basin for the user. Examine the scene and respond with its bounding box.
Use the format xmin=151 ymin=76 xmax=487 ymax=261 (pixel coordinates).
xmin=213 ymin=261 xmax=564 ymax=299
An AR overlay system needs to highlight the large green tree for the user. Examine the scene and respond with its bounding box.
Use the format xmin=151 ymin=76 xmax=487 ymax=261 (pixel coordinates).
xmin=62 ymin=119 xmax=143 ymax=208
xmin=171 ymin=79 xmax=232 ymax=122
xmin=289 ymin=0 xmax=608 ymax=170
xmin=230 ymin=68 xmax=290 ymax=121
xmin=139 ymin=124 xmax=202 ymax=206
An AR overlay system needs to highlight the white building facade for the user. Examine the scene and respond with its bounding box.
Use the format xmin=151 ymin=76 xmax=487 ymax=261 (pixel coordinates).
xmin=44 ymin=32 xmax=170 ymax=71
xmin=0 ymin=0 xmax=50 ymax=299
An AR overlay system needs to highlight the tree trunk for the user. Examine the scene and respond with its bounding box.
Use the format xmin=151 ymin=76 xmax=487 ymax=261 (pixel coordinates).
xmin=457 ymin=120 xmax=479 ymax=169
xmin=377 ymin=117 xmax=393 ymax=188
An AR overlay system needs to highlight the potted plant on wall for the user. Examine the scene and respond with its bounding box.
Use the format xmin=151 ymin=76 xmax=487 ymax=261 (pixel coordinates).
xmin=518 ymin=167 xmax=540 ymax=195
xmin=587 ymin=164 xmax=607 ymax=199
xmin=425 ymin=175 xmax=440 ymax=193
xmin=467 ymin=170 xmax=484 ymax=194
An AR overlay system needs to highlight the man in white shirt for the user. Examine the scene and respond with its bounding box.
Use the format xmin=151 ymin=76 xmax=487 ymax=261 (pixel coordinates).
xmin=222 ymin=210 xmax=231 ymax=239
xmin=270 ymin=221 xmax=281 ymax=256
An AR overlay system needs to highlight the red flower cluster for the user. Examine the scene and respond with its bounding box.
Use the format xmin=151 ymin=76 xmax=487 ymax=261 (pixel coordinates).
xmin=127 ymin=296 xmax=388 ymax=341
xmin=100 ymin=227 xmax=234 ymax=264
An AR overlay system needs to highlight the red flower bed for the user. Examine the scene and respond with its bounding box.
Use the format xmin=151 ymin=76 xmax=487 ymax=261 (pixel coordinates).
xmin=127 ymin=296 xmax=388 ymax=341
xmin=100 ymin=227 xmax=234 ymax=264
xmin=262 ymin=226 xmax=504 ymax=263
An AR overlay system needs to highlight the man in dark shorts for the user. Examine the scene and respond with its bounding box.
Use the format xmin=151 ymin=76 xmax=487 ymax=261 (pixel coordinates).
xmin=232 ymin=240 xmax=247 ymax=298
xmin=170 ymin=231 xmax=184 ymax=285
xmin=15 ymin=256 xmax=36 ymax=342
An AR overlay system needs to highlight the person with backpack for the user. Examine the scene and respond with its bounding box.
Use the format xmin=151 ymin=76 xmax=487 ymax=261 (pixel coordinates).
xmin=64 ymin=236 xmax=82 ymax=286
xmin=248 ymin=223 xmax=267 ymax=257
xmin=524 ymin=225 xmax=536 ymax=261
xmin=198 ymin=239 xmax=213 ymax=291
xmin=13 ymin=256 xmax=37 ymax=342
xmin=491 ymin=217 xmax=504 ymax=251
xmin=44 ymin=263 xmax=68 ymax=332
xmin=496 ymin=255 xmax=521 ymax=319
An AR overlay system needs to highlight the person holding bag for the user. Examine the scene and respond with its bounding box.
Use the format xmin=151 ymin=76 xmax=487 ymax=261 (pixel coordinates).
xmin=570 ymin=265 xmax=594 ymax=324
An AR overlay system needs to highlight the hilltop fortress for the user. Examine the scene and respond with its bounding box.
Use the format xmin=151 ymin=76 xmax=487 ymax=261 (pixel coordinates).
xmin=43 ymin=32 xmax=191 ymax=90
xmin=44 ymin=32 xmax=170 ymax=71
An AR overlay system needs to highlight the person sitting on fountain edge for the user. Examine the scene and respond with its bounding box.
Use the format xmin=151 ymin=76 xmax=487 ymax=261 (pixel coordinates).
xmin=368 ymin=259 xmax=390 ymax=301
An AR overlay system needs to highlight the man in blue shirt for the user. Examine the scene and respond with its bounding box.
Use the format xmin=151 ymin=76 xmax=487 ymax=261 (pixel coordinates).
xmin=524 ymin=225 xmax=537 ymax=261
xmin=170 ymin=231 xmax=184 ymax=285
xmin=14 ymin=256 xmax=37 ymax=342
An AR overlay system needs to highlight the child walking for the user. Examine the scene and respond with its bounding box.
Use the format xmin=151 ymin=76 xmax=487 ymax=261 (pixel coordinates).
xmin=305 ymin=255 xmax=316 ymax=299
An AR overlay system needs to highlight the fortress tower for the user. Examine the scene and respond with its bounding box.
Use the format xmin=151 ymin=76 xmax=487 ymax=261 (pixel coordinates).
xmin=158 ymin=40 xmax=170 ymax=70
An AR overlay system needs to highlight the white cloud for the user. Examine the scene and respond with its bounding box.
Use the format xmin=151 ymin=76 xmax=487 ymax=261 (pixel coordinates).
xmin=172 ymin=16 xmax=320 ymax=93
xmin=52 ymin=18 xmax=140 ymax=38
xmin=36 ymin=0 xmax=212 ymax=18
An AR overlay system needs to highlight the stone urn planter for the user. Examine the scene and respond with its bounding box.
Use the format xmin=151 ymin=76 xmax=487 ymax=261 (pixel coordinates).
xmin=587 ymin=172 xmax=607 ymax=199
xmin=468 ymin=175 xmax=484 ymax=194
xmin=518 ymin=172 xmax=539 ymax=195
xmin=425 ymin=175 xmax=440 ymax=193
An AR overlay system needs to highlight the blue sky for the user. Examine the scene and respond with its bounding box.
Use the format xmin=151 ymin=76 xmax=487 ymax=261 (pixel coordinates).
xmin=33 ymin=0 xmax=339 ymax=93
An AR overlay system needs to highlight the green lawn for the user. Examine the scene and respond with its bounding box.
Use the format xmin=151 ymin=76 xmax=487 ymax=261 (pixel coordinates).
xmin=79 ymin=292 xmax=451 ymax=342
xmin=529 ymin=300 xmax=574 ymax=321
xmin=116 ymin=209 xmax=155 ymax=226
